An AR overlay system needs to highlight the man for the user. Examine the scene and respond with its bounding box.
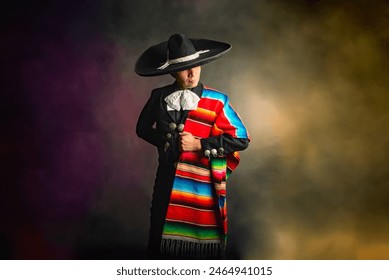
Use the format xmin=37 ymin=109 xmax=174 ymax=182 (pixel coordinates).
xmin=135 ymin=34 xmax=249 ymax=259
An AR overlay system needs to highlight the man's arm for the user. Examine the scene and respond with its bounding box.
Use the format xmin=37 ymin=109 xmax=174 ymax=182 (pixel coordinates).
xmin=136 ymin=91 xmax=163 ymax=148
xmin=179 ymin=132 xmax=249 ymax=153
xmin=200 ymin=135 xmax=249 ymax=154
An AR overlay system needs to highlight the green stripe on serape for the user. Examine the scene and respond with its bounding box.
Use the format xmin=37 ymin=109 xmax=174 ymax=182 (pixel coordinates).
xmin=163 ymin=222 xmax=223 ymax=241
xmin=211 ymin=157 xmax=227 ymax=182
xmin=213 ymin=157 xmax=233 ymax=179
xmin=226 ymin=168 xmax=232 ymax=179
xmin=211 ymin=157 xmax=226 ymax=169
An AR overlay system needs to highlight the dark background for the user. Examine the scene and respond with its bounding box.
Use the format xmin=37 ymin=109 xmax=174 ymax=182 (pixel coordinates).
xmin=1 ymin=0 xmax=388 ymax=259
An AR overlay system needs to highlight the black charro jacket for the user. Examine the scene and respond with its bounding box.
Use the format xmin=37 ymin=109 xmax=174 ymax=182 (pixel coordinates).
xmin=136 ymin=81 xmax=249 ymax=258
xmin=136 ymin=82 xmax=248 ymax=167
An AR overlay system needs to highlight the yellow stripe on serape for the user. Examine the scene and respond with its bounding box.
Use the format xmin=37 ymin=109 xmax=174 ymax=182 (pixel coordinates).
xmin=177 ymin=162 xmax=210 ymax=177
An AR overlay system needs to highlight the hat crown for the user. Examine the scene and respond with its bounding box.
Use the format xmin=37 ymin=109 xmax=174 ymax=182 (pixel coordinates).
xmin=167 ymin=34 xmax=197 ymax=60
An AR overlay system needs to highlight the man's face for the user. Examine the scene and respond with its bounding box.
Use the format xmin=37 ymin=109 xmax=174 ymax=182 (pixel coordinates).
xmin=174 ymin=66 xmax=201 ymax=89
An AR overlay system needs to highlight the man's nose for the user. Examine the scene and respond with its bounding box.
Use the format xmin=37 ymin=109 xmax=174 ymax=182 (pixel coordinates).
xmin=187 ymin=68 xmax=194 ymax=77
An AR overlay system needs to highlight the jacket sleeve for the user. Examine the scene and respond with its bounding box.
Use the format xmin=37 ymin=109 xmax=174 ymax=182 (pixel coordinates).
xmin=200 ymin=135 xmax=249 ymax=154
xmin=136 ymin=91 xmax=163 ymax=148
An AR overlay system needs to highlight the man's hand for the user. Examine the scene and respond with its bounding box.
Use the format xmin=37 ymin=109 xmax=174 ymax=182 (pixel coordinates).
xmin=179 ymin=132 xmax=202 ymax=152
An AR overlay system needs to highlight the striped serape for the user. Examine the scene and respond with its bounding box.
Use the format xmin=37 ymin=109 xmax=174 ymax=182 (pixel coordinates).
xmin=160 ymin=87 xmax=249 ymax=258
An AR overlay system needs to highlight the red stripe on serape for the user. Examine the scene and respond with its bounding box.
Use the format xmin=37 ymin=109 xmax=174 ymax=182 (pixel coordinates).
xmin=185 ymin=98 xmax=224 ymax=138
xmin=214 ymin=185 xmax=226 ymax=196
xmin=227 ymin=152 xmax=240 ymax=171
xmin=180 ymin=152 xmax=210 ymax=167
xmin=196 ymin=97 xmax=224 ymax=113
xmin=184 ymin=119 xmax=212 ymax=138
xmin=215 ymin=107 xmax=238 ymax=138
xmin=165 ymin=204 xmax=219 ymax=226
xmin=211 ymin=169 xmax=226 ymax=181
xmin=170 ymin=190 xmax=218 ymax=209
xmin=211 ymin=124 xmax=223 ymax=137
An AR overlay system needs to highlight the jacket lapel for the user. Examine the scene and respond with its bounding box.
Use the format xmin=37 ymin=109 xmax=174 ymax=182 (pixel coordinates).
xmin=167 ymin=110 xmax=176 ymax=123
xmin=160 ymin=84 xmax=177 ymax=123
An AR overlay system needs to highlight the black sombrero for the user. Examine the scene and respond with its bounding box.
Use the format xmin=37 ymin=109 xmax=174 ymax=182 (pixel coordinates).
xmin=135 ymin=33 xmax=231 ymax=77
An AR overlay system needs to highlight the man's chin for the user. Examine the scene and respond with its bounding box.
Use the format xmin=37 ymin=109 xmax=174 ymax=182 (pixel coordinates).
xmin=188 ymin=81 xmax=198 ymax=87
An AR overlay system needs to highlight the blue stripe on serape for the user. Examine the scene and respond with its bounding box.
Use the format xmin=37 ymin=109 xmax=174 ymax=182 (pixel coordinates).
xmin=202 ymin=88 xmax=228 ymax=104
xmin=203 ymin=88 xmax=248 ymax=138
xmin=172 ymin=177 xmax=214 ymax=197
xmin=222 ymin=102 xmax=249 ymax=138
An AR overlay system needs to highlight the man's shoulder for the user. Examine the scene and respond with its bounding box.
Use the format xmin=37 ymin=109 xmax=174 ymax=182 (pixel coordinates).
xmin=152 ymin=83 xmax=174 ymax=93
xmin=202 ymin=86 xmax=229 ymax=104
xmin=149 ymin=83 xmax=175 ymax=100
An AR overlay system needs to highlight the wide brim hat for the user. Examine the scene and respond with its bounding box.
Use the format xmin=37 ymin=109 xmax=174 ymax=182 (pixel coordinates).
xmin=135 ymin=33 xmax=231 ymax=77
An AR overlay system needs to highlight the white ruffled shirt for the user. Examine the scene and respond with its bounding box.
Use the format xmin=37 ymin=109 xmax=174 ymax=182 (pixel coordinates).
xmin=164 ymin=89 xmax=200 ymax=111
